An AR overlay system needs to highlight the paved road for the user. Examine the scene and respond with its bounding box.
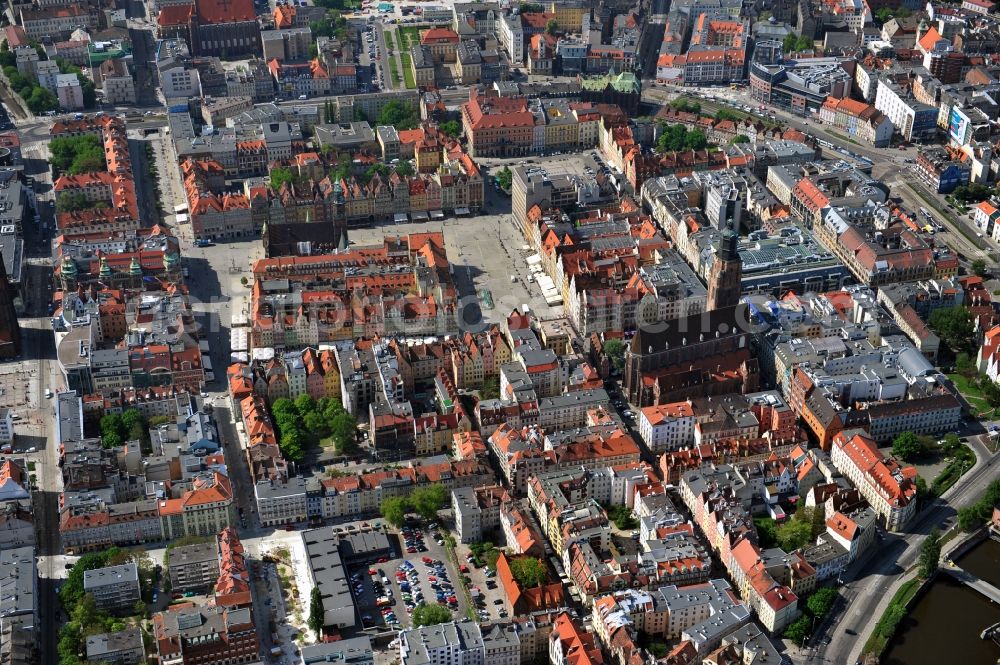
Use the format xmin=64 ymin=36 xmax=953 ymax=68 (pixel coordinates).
xmin=128 ymin=23 xmax=161 ymax=106
xmin=376 ymin=20 xmax=395 ymax=91
xmin=810 ymin=434 xmax=998 ymax=665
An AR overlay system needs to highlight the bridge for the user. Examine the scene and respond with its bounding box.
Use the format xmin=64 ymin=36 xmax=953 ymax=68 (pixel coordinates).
xmin=941 ymin=564 xmax=1000 ymax=604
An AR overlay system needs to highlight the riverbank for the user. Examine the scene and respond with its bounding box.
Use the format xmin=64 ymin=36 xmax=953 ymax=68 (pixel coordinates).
xmin=862 ymin=576 xmax=924 ymax=658
xmin=880 ymin=533 xmax=1000 ymax=664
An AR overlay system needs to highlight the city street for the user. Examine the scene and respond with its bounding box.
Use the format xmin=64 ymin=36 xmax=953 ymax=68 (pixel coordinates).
xmin=375 ymin=21 xmax=395 ymax=91
xmin=8 ymin=20 xmax=1000 ymax=665
xmin=811 ymin=434 xmax=997 ymax=665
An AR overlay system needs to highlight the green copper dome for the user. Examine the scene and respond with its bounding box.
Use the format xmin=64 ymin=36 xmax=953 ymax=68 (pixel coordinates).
xmin=61 ymin=255 xmax=78 ymax=276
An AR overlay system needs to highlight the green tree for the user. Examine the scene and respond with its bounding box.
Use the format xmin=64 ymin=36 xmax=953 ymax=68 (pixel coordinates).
xmin=603 ymin=338 xmax=626 ymax=372
xmin=891 ymin=431 xmax=924 ymax=461
xmin=776 ymin=518 xmax=812 ymax=551
xmin=308 ymin=587 xmax=325 ymax=636
xmin=918 ymin=529 xmax=941 ymax=579
xmin=955 ymin=352 xmax=975 ymax=375
xmin=783 ymin=33 xmax=814 ymax=53
xmin=972 ymin=259 xmax=988 ymax=277
xmin=607 ymin=504 xmax=638 ymax=530
xmin=469 ymin=541 xmax=501 ymax=568
xmin=329 ymin=411 xmax=358 ymax=455
xmin=714 ymin=108 xmax=741 ymax=121
xmin=730 ymin=134 xmax=751 ymax=144
xmin=669 ymin=98 xmax=700 ymax=114
xmin=58 ymin=622 xmax=83 ymax=665
xmin=304 ymin=410 xmax=329 ymax=437
xmin=69 ymin=593 xmax=101 ymax=628
xmin=377 ymin=100 xmax=420 ymax=130
xmin=26 ymin=86 xmax=58 ymax=114
xmin=280 ymin=429 xmax=305 ymax=462
xmin=121 ymin=409 xmax=144 ymax=435
xmin=646 ymin=642 xmax=668 ymax=658
xmin=410 ymin=484 xmax=447 ymax=520
xmin=294 ymin=394 xmax=317 ymax=416
xmin=480 ymin=376 xmax=501 ymax=400
xmin=755 ymin=518 xmax=778 ymax=548
xmin=496 ymin=166 xmax=512 ymax=191
xmin=656 ymin=124 xmax=713 ymax=153
xmin=941 ymin=432 xmax=962 ymax=453
xmin=60 ymin=549 xmax=119 ymax=607
xmin=440 ymin=120 xmax=462 ymax=138
xmin=56 ymin=192 xmax=90 ymax=212
xmin=684 ymin=129 xmax=708 ymax=151
xmin=805 ymin=588 xmax=839 ymax=618
xmin=412 ymin=602 xmax=452 ymax=627
xmin=508 ymin=556 xmax=547 ymax=588
xmin=49 ymin=135 xmax=100 ymax=172
xmin=545 ymin=18 xmax=558 ymax=34
xmin=783 ymin=615 xmax=812 ymax=644
xmin=952 ymin=183 xmax=993 ymax=203
xmin=367 ymin=163 xmax=390 ymax=180
xmin=794 ymin=506 xmax=827 ymax=539
xmin=270 ymin=167 xmax=299 ymax=191
xmin=320 ymin=397 xmax=346 ymax=422
xmin=929 ymin=306 xmax=977 ymax=356
xmin=395 ymin=161 xmax=415 ymax=177
xmin=957 ymin=479 xmax=1000 ymax=531
xmin=68 ymin=148 xmax=106 ymax=174
xmin=380 ymin=496 xmax=410 ymax=526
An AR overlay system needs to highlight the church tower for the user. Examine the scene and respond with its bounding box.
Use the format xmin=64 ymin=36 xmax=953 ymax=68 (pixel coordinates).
xmin=707 ymin=222 xmax=742 ymax=311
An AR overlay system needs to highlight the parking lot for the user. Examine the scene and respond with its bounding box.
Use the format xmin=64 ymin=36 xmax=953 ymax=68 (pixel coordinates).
xmin=352 ymin=522 xmax=469 ymax=630
xmin=452 ymin=541 xmax=512 ymax=622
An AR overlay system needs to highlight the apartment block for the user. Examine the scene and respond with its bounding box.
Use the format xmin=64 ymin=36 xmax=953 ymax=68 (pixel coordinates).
xmin=830 ymin=430 xmax=917 ymax=532
xmin=168 ymin=541 xmax=221 ymax=592
xmin=84 ymin=563 xmax=141 ymax=614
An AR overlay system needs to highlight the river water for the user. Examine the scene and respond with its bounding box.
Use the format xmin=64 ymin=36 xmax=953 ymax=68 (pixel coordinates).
xmin=883 ymin=538 xmax=1000 ymax=665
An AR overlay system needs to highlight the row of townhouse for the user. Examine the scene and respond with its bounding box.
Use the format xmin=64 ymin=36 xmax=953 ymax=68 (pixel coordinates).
xmin=253 ymin=459 xmax=494 ymax=526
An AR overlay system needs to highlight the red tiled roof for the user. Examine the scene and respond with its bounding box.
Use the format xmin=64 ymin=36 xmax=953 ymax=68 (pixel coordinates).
xmin=158 ymin=4 xmax=193 ymax=26
xmin=918 ymin=26 xmax=943 ymax=52
xmin=420 ymin=27 xmax=460 ymax=44
xmin=196 ymin=0 xmax=255 ymax=24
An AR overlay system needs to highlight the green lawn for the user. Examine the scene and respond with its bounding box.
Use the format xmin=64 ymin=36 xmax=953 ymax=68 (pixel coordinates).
xmin=398 ymin=26 xmax=421 ymax=47
xmin=824 ymin=128 xmax=859 ymax=146
xmin=930 ymin=444 xmax=976 ymax=497
xmin=388 ymin=58 xmax=401 ymax=86
xmin=947 ymin=373 xmax=1000 ymax=417
xmin=939 ymin=526 xmax=961 ymax=550
xmin=863 ymin=578 xmax=922 ymax=656
xmin=383 ymin=29 xmax=395 ymax=49
xmin=400 ymin=51 xmax=416 ymax=88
